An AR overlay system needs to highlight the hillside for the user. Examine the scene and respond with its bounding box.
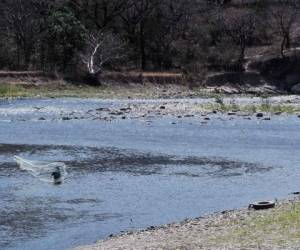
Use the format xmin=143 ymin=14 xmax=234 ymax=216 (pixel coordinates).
xmin=1 ymin=1 xmax=300 ymax=94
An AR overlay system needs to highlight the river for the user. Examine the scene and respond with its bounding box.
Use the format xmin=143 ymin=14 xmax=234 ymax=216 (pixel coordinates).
xmin=0 ymin=98 xmax=300 ymax=250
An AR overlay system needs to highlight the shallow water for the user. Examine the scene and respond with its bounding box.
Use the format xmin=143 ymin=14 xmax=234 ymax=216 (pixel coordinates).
xmin=1 ymin=98 xmax=300 ymax=250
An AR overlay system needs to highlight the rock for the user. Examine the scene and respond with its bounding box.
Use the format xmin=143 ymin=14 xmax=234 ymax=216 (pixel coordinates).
xmin=228 ymin=112 xmax=236 ymax=116
xmin=120 ymin=108 xmax=131 ymax=112
xmin=110 ymin=111 xmax=124 ymax=116
xmin=62 ymin=117 xmax=71 ymax=121
xmin=247 ymin=85 xmax=280 ymax=95
xmin=291 ymin=83 xmax=300 ymax=94
xmin=256 ymin=113 xmax=264 ymax=118
xmin=204 ymin=117 xmax=210 ymax=121
xmin=38 ymin=117 xmax=46 ymax=121
xmin=96 ymin=107 xmax=110 ymax=112
xmin=215 ymin=86 xmax=240 ymax=94
xmin=285 ymin=74 xmax=300 ymax=85
xmin=238 ymin=113 xmax=251 ymax=117
xmin=263 ymin=117 xmax=271 ymax=120
xmin=160 ymin=106 xmax=166 ymax=109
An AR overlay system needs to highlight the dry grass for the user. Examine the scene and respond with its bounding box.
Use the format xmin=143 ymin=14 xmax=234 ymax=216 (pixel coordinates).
xmin=99 ymin=71 xmax=184 ymax=85
xmin=76 ymin=199 xmax=300 ymax=250
xmin=0 ymin=81 xmax=195 ymax=99
xmin=211 ymin=202 xmax=300 ymax=248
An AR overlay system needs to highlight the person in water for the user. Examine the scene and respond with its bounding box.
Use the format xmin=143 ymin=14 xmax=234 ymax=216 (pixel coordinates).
xmin=51 ymin=166 xmax=62 ymax=184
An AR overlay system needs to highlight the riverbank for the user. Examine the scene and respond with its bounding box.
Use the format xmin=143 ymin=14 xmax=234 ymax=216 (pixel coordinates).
xmin=76 ymin=196 xmax=300 ymax=250
xmin=0 ymin=81 xmax=206 ymax=99
xmin=1 ymin=80 xmax=300 ymax=115
xmin=0 ymin=75 xmax=287 ymax=99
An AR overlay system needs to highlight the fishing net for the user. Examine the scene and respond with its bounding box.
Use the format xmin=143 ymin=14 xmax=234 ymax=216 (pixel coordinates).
xmin=14 ymin=156 xmax=68 ymax=183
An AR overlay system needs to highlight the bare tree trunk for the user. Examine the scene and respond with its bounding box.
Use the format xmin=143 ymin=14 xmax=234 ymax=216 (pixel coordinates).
xmin=285 ymin=32 xmax=290 ymax=50
xmin=140 ymin=24 xmax=146 ymax=70
xmin=281 ymin=37 xmax=286 ymax=58
xmin=94 ymin=1 xmax=99 ymax=22
xmin=89 ymin=43 xmax=101 ymax=74
xmin=40 ymin=43 xmax=45 ymax=70
xmin=238 ymin=43 xmax=246 ymax=71
xmin=24 ymin=44 xmax=31 ymax=70
xmin=16 ymin=43 xmax=20 ymax=70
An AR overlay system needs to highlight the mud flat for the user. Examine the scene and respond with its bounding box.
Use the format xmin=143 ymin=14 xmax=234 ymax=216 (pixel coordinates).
xmin=76 ymin=197 xmax=300 ymax=250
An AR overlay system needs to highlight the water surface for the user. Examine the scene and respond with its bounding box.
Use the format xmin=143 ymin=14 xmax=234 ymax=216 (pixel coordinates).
xmin=1 ymin=98 xmax=300 ymax=250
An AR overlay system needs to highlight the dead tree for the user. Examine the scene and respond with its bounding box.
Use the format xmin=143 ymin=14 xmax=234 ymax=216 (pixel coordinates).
xmin=268 ymin=1 xmax=299 ymax=57
xmin=221 ymin=8 xmax=256 ymax=71
xmin=81 ymin=32 xmax=126 ymax=76
xmin=0 ymin=0 xmax=44 ymax=69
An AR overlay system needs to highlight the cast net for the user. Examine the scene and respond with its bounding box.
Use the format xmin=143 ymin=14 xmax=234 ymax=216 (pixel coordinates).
xmin=14 ymin=156 xmax=68 ymax=183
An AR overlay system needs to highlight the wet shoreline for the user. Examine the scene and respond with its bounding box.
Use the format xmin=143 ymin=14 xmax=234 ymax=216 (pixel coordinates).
xmin=1 ymin=95 xmax=300 ymax=124
xmin=75 ymin=196 xmax=300 ymax=250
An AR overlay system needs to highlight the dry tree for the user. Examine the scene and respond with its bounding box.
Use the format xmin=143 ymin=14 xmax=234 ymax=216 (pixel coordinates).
xmin=81 ymin=32 xmax=126 ymax=75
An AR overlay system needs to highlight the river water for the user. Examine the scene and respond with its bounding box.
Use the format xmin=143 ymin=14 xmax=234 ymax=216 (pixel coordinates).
xmin=1 ymin=98 xmax=300 ymax=250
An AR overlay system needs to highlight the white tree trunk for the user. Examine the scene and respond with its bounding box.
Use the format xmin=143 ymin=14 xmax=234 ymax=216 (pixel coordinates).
xmin=88 ymin=43 xmax=100 ymax=74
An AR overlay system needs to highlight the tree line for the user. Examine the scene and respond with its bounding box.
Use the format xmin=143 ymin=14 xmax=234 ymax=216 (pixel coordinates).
xmin=0 ymin=0 xmax=299 ymax=78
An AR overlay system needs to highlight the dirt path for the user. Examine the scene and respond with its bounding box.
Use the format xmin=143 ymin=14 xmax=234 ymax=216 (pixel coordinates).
xmin=76 ymin=197 xmax=300 ymax=250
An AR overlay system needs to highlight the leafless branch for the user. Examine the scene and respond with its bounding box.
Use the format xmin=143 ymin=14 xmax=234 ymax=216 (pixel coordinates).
xmin=81 ymin=32 xmax=126 ymax=74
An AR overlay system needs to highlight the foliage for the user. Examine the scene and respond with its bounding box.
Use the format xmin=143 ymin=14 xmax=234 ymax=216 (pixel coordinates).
xmin=0 ymin=0 xmax=300 ymax=76
xmin=46 ymin=7 xmax=86 ymax=72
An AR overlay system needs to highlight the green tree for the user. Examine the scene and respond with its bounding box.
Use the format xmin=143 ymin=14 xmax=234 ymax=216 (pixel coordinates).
xmin=46 ymin=6 xmax=86 ymax=72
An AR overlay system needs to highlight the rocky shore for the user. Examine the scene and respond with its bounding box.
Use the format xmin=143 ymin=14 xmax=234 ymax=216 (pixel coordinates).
xmin=6 ymin=95 xmax=299 ymax=124
xmin=76 ymin=196 xmax=300 ymax=250
xmin=84 ymin=95 xmax=300 ymax=122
